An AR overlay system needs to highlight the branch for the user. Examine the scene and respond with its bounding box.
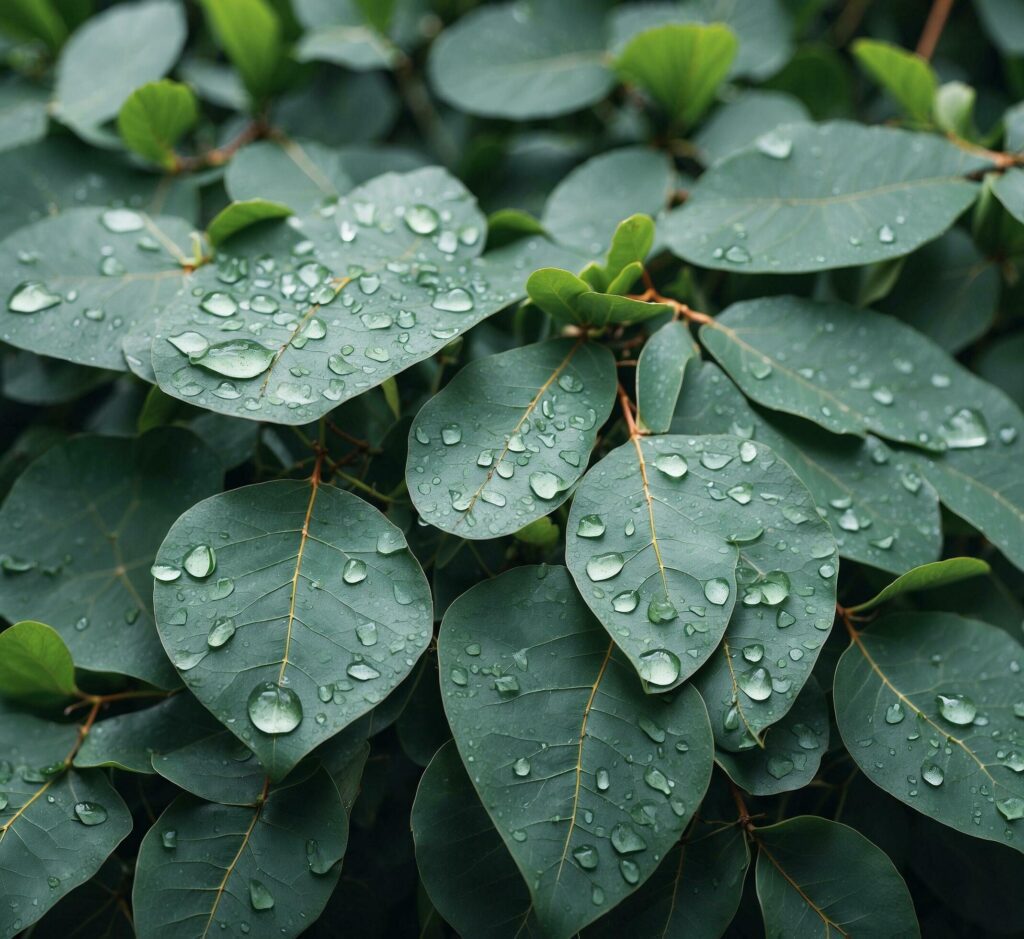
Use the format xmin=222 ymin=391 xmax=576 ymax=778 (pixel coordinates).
xmin=917 ymin=0 xmax=955 ymax=61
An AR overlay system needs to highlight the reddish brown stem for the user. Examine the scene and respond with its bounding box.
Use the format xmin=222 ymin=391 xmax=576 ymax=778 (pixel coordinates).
xmin=917 ymin=0 xmax=955 ymax=61
xmin=173 ymin=119 xmax=269 ymax=173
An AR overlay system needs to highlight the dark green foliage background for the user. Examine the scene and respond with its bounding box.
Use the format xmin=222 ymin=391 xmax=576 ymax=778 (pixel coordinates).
xmin=0 ymin=0 xmax=1023 ymax=937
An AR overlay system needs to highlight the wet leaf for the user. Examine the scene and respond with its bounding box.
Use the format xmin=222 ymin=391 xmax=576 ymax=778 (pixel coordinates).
xmin=439 ymin=565 xmax=714 ymax=939
xmin=407 ymin=338 xmax=616 ymax=539
xmin=693 ymin=90 xmax=810 ymax=165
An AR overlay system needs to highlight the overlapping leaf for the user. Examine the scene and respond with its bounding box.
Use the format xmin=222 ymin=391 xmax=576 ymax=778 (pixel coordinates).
xmin=153 ymin=479 xmax=432 ymax=779
xmin=566 ymin=434 xmax=837 ymax=703
xmin=0 ymin=430 xmax=221 ymax=687
xmin=439 ymin=565 xmax=714 ymax=939
xmin=664 ymin=122 xmax=988 ymax=272
xmin=407 ymin=339 xmax=616 ymax=538
xmin=635 ymin=320 xmax=698 ymax=434
xmin=835 ymin=612 xmax=1024 ymax=851
xmin=671 ymin=361 xmax=942 ymax=574
xmin=150 ymin=167 xmax=580 ymax=424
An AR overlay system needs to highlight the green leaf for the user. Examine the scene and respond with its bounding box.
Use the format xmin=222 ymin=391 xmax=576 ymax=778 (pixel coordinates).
xmin=0 ymin=620 xmax=77 ymax=706
xmin=671 ymin=362 xmax=943 ymax=575
xmin=992 ymin=167 xmax=1024 ymax=226
xmin=0 ymin=0 xmax=67 ymax=49
xmin=132 ymin=768 xmax=347 ymax=938
xmin=427 ymin=0 xmax=614 ymax=119
xmin=2 ymin=350 xmax=114 ymax=406
xmin=715 ymin=676 xmax=828 ymax=796
xmin=834 ymin=612 xmax=1024 ymax=852
xmin=200 ymin=0 xmax=282 ymax=102
xmin=439 ymin=565 xmax=714 ymax=939
xmin=412 ymin=741 xmax=542 ymax=939
xmin=566 ymin=433 xmax=837 ymax=700
xmin=75 ymin=693 xmax=223 ymax=774
xmin=53 ymin=0 xmax=187 ymax=137
xmin=693 ymin=90 xmax=810 ymax=165
xmin=608 ymin=0 xmax=793 ymax=81
xmin=852 ymin=39 xmax=937 ymax=125
xmin=151 ymin=168 xmax=575 ymax=424
xmin=226 ymin=139 xmax=355 ymax=208
xmin=153 ymin=479 xmax=432 ymax=780
xmin=934 ymin=81 xmax=977 ymax=138
xmin=206 ymin=199 xmax=293 ymax=246
xmin=754 ymin=816 xmax=919 ymax=936
xmin=295 ymin=22 xmax=399 ymax=71
xmin=154 ymin=727 xmax=269 ymax=805
xmin=635 ymin=320 xmax=698 ymax=433
xmin=407 ymin=338 xmax=615 ymax=539
xmin=117 ymin=79 xmax=198 ymax=170
xmin=850 ymin=558 xmax=992 ymax=613
xmin=604 ymin=214 xmax=655 ymax=284
xmin=0 ymin=703 xmax=133 ymax=937
xmin=526 ymin=267 xmax=591 ymax=326
xmin=664 ymin=122 xmax=987 ymax=273
xmin=0 ymin=78 xmax=49 ymax=155
xmin=616 ymin=24 xmax=737 ymax=130
xmin=542 ymin=146 xmax=675 ymax=255
xmin=0 ymin=430 xmax=222 ymax=687
xmin=877 ymin=228 xmax=1000 ymax=353
xmin=0 ymin=206 xmax=194 ymax=372
xmin=975 ymin=0 xmax=1024 ymax=55
xmin=576 ymin=291 xmax=673 ymax=327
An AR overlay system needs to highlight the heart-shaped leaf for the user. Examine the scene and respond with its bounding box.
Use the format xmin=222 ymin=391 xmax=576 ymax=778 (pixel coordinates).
xmin=0 ymin=621 xmax=77 ymax=706
xmin=439 ymin=565 xmax=714 ymax=939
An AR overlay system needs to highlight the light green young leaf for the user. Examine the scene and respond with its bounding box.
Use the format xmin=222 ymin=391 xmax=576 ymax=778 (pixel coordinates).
xmin=850 ymin=558 xmax=991 ymax=613
xmin=664 ymin=122 xmax=987 ymax=273
xmin=407 ymin=338 xmax=616 ymax=539
xmin=526 ymin=267 xmax=591 ymax=326
xmin=0 ymin=0 xmax=68 ymax=49
xmin=934 ymin=81 xmax=977 ymax=138
xmin=835 ymin=613 xmax=1024 ymax=852
xmin=201 ymin=0 xmax=282 ymax=102
xmin=132 ymin=768 xmax=347 ymax=938
xmin=0 ymin=620 xmax=77 ymax=706
xmin=439 ymin=565 xmax=714 ymax=939
xmin=0 ymin=206 xmax=194 ymax=372
xmin=852 ymin=39 xmax=937 ymax=125
xmin=576 ymin=291 xmax=673 ymax=327
xmin=616 ymin=23 xmax=737 ymax=130
xmin=53 ymin=0 xmax=187 ymax=137
xmin=206 ymin=198 xmax=292 ymax=246
xmin=635 ymin=319 xmax=698 ymax=433
xmin=542 ymin=147 xmax=675 ymax=255
xmin=715 ymin=676 xmax=829 ymax=796
xmin=151 ymin=168 xmax=577 ymax=424
xmin=671 ymin=362 xmax=942 ymax=575
xmin=0 ymin=704 xmax=133 ymax=938
xmin=565 ymin=434 xmax=837 ymax=699
xmin=412 ymin=741 xmax=542 ymax=939
xmin=755 ymin=816 xmax=920 ymax=936
xmin=0 ymin=430 xmax=221 ymax=688
xmin=117 ymin=79 xmax=198 ymax=169
xmin=153 ymin=479 xmax=432 ymax=780
xmin=604 ymin=213 xmax=655 ymax=285
xmin=427 ymin=0 xmax=613 ymax=119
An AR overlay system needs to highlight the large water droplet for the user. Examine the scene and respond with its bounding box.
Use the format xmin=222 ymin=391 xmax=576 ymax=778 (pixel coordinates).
xmin=703 ymin=578 xmax=730 ymax=606
xmin=8 ymin=282 xmax=61 ymax=314
xmin=610 ymin=823 xmax=647 ymax=855
xmin=654 ymin=453 xmax=688 ymax=478
xmin=936 ymin=693 xmax=976 ymax=726
xmin=637 ymin=649 xmax=680 ymax=687
xmin=577 ymin=515 xmax=605 ymax=538
xmin=207 ymin=617 xmax=236 ymax=649
xmin=404 ymin=204 xmax=440 ymax=235
xmin=151 ymin=563 xmax=181 ymax=582
xmin=73 ymin=801 xmax=108 ymax=825
xmin=249 ymin=879 xmax=275 ymax=910
xmin=433 ymin=288 xmax=474 ymax=313
xmin=921 ymin=762 xmax=944 ymax=786
xmin=101 ymin=208 xmax=144 ymax=232
xmin=184 ymin=544 xmax=216 ymax=579
xmin=738 ymin=666 xmax=772 ymax=701
xmin=199 ymin=291 xmax=238 ymax=317
xmin=343 ymin=558 xmax=367 ymax=584
xmin=190 ymin=339 xmax=275 ymax=379
xmin=247 ymin=683 xmax=303 ymax=734
xmin=573 ymin=844 xmax=599 ymax=870
xmin=939 ymin=408 xmax=989 ymax=449
xmin=586 ymin=553 xmax=624 ymax=581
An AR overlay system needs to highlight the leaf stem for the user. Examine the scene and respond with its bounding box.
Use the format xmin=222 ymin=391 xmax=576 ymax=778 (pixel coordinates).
xmin=916 ymin=0 xmax=955 ymax=61
xmin=172 ymin=117 xmax=269 ymax=173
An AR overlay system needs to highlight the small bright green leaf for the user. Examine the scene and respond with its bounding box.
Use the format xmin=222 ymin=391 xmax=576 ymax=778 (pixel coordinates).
xmin=74 ymin=693 xmax=223 ymax=774
xmin=526 ymin=267 xmax=591 ymax=326
xmin=852 ymin=39 xmax=937 ymax=125
xmin=878 ymin=228 xmax=999 ymax=353
xmin=671 ymin=362 xmax=942 ymax=575
xmin=542 ymin=147 xmax=675 ymax=255
xmin=439 ymin=566 xmax=714 ymax=939
xmin=412 ymin=741 xmax=541 ymax=939
xmin=407 ymin=338 xmax=615 ymax=538
xmin=117 ymin=79 xmax=198 ymax=169
xmin=851 ymin=558 xmax=991 ymax=613
xmin=132 ymin=768 xmax=347 ymax=938
xmin=0 ymin=620 xmax=77 ymax=705
xmin=0 ymin=79 xmax=49 ymax=155
xmin=834 ymin=613 xmax=1024 ymax=852
xmin=616 ymin=24 xmax=737 ymax=130
xmin=0 ymin=0 xmax=67 ymax=49
xmin=152 ymin=169 xmax=576 ymax=424
xmin=716 ymin=676 xmax=828 ymax=796
xmin=576 ymin=291 xmax=672 ymax=327
xmin=206 ymin=198 xmax=292 ymax=246
xmin=514 ymin=515 xmax=559 ymax=548
xmin=427 ymin=0 xmax=613 ymax=119
xmin=380 ymin=374 xmax=400 ymax=419
xmin=0 ymin=704 xmax=133 ymax=937
xmin=200 ymin=0 xmax=282 ymax=102
xmin=934 ymin=81 xmax=977 ymax=138
xmin=755 ymin=816 xmax=920 ymax=936
xmin=635 ymin=319 xmax=698 ymax=433
xmin=665 ymin=122 xmax=987 ymax=273
xmin=153 ymin=479 xmax=432 ymax=780
xmin=567 ymin=434 xmax=836 ymax=698
xmin=609 ymin=0 xmax=793 ymax=81
xmin=53 ymin=0 xmax=187 ymax=136
xmin=694 ymin=90 xmax=810 ymax=165
xmin=605 ymin=214 xmax=655 ymax=283
xmin=0 ymin=206 xmax=194 ymax=372
xmin=0 ymin=430 xmax=221 ymax=687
